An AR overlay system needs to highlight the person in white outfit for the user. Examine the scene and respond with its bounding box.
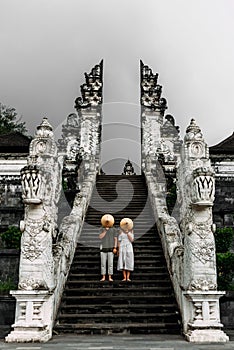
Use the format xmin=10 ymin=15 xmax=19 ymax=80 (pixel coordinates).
xmin=117 ymin=218 xmax=134 ymax=281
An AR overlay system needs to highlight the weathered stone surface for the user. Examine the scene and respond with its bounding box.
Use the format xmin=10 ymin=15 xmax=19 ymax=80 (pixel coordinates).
xmin=141 ymin=93 xmax=229 ymax=343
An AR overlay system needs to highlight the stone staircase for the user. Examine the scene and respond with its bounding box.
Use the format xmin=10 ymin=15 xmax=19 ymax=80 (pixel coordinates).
xmin=54 ymin=175 xmax=181 ymax=335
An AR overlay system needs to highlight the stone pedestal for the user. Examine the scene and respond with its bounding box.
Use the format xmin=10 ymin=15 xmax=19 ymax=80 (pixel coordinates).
xmin=184 ymin=291 xmax=229 ymax=342
xmin=5 ymin=290 xmax=54 ymax=343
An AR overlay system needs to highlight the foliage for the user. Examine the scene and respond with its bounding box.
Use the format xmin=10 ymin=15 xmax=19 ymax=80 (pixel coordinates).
xmin=214 ymin=227 xmax=234 ymax=253
xmin=216 ymin=252 xmax=234 ymax=290
xmin=1 ymin=226 xmax=22 ymax=249
xmin=0 ymin=102 xmax=27 ymax=135
xmin=0 ymin=278 xmax=17 ymax=294
xmin=214 ymin=226 xmax=234 ymax=290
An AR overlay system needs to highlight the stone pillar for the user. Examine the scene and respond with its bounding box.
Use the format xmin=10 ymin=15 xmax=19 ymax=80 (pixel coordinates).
xmin=140 ymin=60 xmax=166 ymax=170
xmin=5 ymin=291 xmax=54 ymax=342
xmin=177 ymin=119 xmax=229 ymax=342
xmin=6 ymin=118 xmax=61 ymax=342
xmin=140 ymin=60 xmax=181 ymax=175
xmin=74 ymin=60 xmax=103 ymax=170
xmin=184 ymin=291 xmax=226 ymax=342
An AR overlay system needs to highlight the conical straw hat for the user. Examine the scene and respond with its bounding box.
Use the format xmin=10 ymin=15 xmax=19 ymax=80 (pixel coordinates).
xmin=101 ymin=214 xmax=115 ymax=228
xmin=120 ymin=217 xmax=133 ymax=230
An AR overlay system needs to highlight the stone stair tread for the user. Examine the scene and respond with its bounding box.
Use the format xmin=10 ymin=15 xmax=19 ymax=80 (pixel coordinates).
xmin=60 ymin=303 xmax=177 ymax=309
xmin=70 ymin=266 xmax=166 ymax=270
xmin=55 ymin=322 xmax=180 ymax=329
xmin=63 ymin=294 xmax=174 ymax=300
xmin=58 ymin=312 xmax=178 ymax=318
xmin=64 ymin=286 xmax=172 ymax=292
xmin=71 ymin=259 xmax=164 ymax=264
xmin=66 ymin=279 xmax=170 ymax=284
xmin=68 ymin=273 xmax=168 ymax=278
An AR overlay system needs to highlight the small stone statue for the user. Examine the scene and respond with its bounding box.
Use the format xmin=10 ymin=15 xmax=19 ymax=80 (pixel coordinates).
xmin=122 ymin=160 xmax=136 ymax=175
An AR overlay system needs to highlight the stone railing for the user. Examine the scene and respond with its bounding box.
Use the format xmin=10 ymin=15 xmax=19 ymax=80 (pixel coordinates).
xmin=143 ymin=120 xmax=229 ymax=343
xmin=5 ymin=119 xmax=99 ymax=343
xmin=143 ymin=157 xmax=185 ymax=327
xmin=52 ymin=158 xmax=98 ymax=325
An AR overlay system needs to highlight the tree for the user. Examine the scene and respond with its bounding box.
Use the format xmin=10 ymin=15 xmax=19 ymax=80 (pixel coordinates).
xmin=0 ymin=102 xmax=27 ymax=135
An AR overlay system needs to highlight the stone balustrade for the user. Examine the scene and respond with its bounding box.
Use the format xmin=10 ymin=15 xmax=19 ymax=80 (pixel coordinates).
xmin=142 ymin=119 xmax=229 ymax=343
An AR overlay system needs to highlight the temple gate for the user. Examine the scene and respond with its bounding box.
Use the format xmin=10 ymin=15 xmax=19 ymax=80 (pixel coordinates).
xmin=5 ymin=61 xmax=229 ymax=343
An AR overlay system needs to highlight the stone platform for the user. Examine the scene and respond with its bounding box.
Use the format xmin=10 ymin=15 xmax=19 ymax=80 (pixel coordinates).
xmin=0 ymin=333 xmax=234 ymax=350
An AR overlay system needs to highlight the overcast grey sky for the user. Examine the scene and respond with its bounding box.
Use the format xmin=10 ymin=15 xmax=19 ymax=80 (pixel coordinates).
xmin=1 ymin=0 xmax=234 ymax=152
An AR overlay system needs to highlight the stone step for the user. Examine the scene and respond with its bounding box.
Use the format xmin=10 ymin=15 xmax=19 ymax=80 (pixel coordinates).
xmin=86 ymin=213 xmax=151 ymax=216
xmin=73 ymin=253 xmax=165 ymax=259
xmin=57 ymin=312 xmax=179 ymax=325
xmin=63 ymin=286 xmax=173 ymax=297
xmin=54 ymin=322 xmax=180 ymax=335
xmin=71 ymin=263 xmax=166 ymax=271
xmin=62 ymin=294 xmax=175 ymax=304
xmin=59 ymin=302 xmax=178 ymax=313
xmin=72 ymin=254 xmax=164 ymax=261
xmin=69 ymin=265 xmax=167 ymax=273
xmin=66 ymin=279 xmax=171 ymax=287
xmin=68 ymin=272 xmax=168 ymax=280
xmin=87 ymin=197 xmax=149 ymax=201
xmin=76 ymin=241 xmax=163 ymax=247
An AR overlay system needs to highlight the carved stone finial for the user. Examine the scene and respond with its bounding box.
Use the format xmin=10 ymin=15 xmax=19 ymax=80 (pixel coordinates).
xmin=140 ymin=60 xmax=167 ymax=114
xmin=185 ymin=118 xmax=203 ymax=141
xmin=28 ymin=118 xmax=56 ymax=159
xmin=35 ymin=117 xmax=53 ymax=138
xmin=74 ymin=60 xmax=104 ymax=109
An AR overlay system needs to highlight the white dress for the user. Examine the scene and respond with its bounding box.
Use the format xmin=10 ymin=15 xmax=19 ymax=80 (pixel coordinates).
xmin=117 ymin=230 xmax=134 ymax=271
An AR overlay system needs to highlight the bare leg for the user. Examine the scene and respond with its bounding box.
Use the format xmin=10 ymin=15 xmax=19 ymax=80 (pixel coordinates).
xmin=127 ymin=271 xmax=131 ymax=281
xmin=122 ymin=270 xmax=127 ymax=281
xmin=109 ymin=274 xmax=113 ymax=281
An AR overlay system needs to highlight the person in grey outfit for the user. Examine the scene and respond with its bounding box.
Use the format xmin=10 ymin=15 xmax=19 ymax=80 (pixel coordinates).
xmin=99 ymin=217 xmax=118 ymax=282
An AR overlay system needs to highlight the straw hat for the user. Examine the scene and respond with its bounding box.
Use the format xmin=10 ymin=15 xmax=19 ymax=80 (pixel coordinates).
xmin=101 ymin=214 xmax=115 ymax=228
xmin=120 ymin=218 xmax=133 ymax=231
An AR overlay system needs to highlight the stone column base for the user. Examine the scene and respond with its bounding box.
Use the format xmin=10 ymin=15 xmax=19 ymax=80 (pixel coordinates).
xmin=5 ymin=327 xmax=51 ymax=343
xmin=185 ymin=329 xmax=229 ymax=343
xmin=5 ymin=290 xmax=54 ymax=343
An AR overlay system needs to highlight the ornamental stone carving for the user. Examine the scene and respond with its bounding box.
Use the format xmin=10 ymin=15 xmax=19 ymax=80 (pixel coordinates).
xmin=177 ymin=119 xmax=228 ymax=342
xmin=19 ymin=118 xmax=60 ymax=291
xmin=6 ymin=118 xmax=62 ymax=343
xmin=7 ymin=63 xmax=103 ymax=344
xmin=75 ymin=60 xmax=103 ymax=109
xmin=189 ymin=237 xmax=215 ymax=264
xmin=178 ymin=119 xmax=217 ymax=288
xmin=189 ymin=279 xmax=216 ymax=291
xmin=191 ymin=167 xmax=215 ymax=205
xmin=140 ymin=60 xmax=167 ymax=114
xmin=21 ymin=165 xmax=43 ymax=204
xmin=18 ymin=278 xmax=47 ymax=291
